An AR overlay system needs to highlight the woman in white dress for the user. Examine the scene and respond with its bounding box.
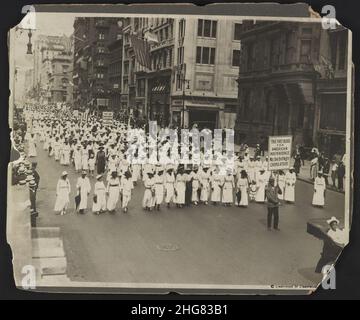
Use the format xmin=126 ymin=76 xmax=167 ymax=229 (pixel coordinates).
xmin=143 ymin=172 xmax=155 ymax=211
xmin=120 ymin=171 xmax=134 ymax=213
xmin=54 ymin=171 xmax=71 ymax=215
xmin=106 ymin=171 xmax=121 ymax=213
xmin=61 ymin=141 xmax=71 ymax=165
xmin=284 ymin=168 xmax=296 ymax=203
xmin=154 ymin=170 xmax=165 ymax=211
xmin=174 ymin=169 xmax=186 ymax=208
xmin=276 ymin=170 xmax=286 ymax=200
xmin=191 ymin=167 xmax=200 ymax=205
xmin=76 ymin=170 xmax=91 ymax=214
xmin=255 ymin=169 xmax=267 ymax=203
xmin=164 ymin=168 xmax=175 ymax=208
xmin=28 ymin=134 xmax=37 ymax=157
xmin=236 ymin=170 xmax=249 ymax=207
xmin=200 ymin=167 xmax=211 ymax=204
xmin=211 ymin=169 xmax=224 ymax=205
xmin=53 ymin=137 xmax=61 ymax=161
xmin=222 ymin=170 xmax=234 ymax=206
xmin=92 ymin=174 xmax=107 ymax=214
xmin=312 ymin=171 xmax=326 ymax=207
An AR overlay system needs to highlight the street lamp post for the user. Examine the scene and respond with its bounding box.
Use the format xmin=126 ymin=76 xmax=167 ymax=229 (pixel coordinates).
xmin=181 ymin=77 xmax=190 ymax=129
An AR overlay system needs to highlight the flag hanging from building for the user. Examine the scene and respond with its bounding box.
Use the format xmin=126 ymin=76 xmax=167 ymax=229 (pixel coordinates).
xmin=144 ymin=31 xmax=159 ymax=44
xmin=130 ymin=34 xmax=151 ymax=69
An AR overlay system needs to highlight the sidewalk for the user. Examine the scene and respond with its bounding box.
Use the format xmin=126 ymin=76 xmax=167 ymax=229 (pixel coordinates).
xmin=238 ymin=146 xmax=344 ymax=194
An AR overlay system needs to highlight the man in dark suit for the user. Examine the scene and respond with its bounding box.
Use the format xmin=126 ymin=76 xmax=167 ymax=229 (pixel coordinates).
xmin=265 ymin=176 xmax=282 ymax=231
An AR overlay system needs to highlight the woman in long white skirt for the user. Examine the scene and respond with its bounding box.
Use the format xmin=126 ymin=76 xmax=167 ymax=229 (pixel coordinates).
xmin=143 ymin=172 xmax=155 ymax=210
xmin=236 ymin=170 xmax=249 ymax=207
xmin=174 ymin=170 xmax=186 ymax=208
xmin=191 ymin=168 xmax=200 ymax=205
xmin=222 ymin=170 xmax=234 ymax=206
xmin=54 ymin=171 xmax=71 ymax=215
xmin=61 ymin=142 xmax=71 ymax=165
xmin=255 ymin=169 xmax=267 ymax=203
xmin=312 ymin=172 xmax=326 ymax=207
xmin=28 ymin=134 xmax=37 ymax=157
xmin=200 ymin=167 xmax=210 ymax=204
xmin=106 ymin=171 xmax=121 ymax=213
xmin=154 ymin=170 xmax=165 ymax=210
xmin=164 ymin=168 xmax=175 ymax=208
xmin=276 ymin=170 xmax=286 ymax=200
xmin=92 ymin=174 xmax=107 ymax=214
xmin=284 ymin=168 xmax=296 ymax=203
xmin=211 ymin=170 xmax=224 ymax=205
xmin=121 ymin=171 xmax=134 ymax=213
xmin=76 ymin=170 xmax=91 ymax=214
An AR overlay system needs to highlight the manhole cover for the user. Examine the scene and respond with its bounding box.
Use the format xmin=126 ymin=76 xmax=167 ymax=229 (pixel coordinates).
xmin=156 ymin=243 xmax=180 ymax=251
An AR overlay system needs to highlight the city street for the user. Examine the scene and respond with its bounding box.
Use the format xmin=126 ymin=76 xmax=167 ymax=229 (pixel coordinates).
xmin=31 ymin=143 xmax=345 ymax=287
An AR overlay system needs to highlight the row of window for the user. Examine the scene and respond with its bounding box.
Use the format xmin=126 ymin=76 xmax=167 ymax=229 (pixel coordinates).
xmin=196 ymin=46 xmax=240 ymax=67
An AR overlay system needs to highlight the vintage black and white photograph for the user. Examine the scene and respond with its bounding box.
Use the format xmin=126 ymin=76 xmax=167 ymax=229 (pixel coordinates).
xmin=7 ymin=6 xmax=353 ymax=293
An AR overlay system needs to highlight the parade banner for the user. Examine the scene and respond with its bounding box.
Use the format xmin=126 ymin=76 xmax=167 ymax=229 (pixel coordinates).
xmin=102 ymin=111 xmax=114 ymax=126
xmin=268 ymin=135 xmax=292 ymax=171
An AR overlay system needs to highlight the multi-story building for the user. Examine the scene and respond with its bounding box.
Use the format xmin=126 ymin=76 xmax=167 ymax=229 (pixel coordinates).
xmin=32 ymin=35 xmax=72 ymax=103
xmin=314 ymin=25 xmax=348 ymax=156
xmin=108 ymin=37 xmax=123 ymax=110
xmin=121 ymin=17 xmax=241 ymax=129
xmin=49 ymin=52 xmax=73 ymax=104
xmin=235 ymin=21 xmax=348 ymax=156
xmin=72 ymin=17 xmax=122 ymax=111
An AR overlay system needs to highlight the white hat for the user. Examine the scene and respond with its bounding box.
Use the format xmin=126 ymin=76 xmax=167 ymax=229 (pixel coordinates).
xmin=327 ymin=216 xmax=339 ymax=225
xmin=96 ymin=174 xmax=103 ymax=180
xmin=61 ymin=171 xmax=68 ymax=176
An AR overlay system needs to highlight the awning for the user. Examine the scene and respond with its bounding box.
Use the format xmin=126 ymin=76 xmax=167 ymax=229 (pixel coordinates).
xmin=151 ymin=80 xmax=169 ymax=93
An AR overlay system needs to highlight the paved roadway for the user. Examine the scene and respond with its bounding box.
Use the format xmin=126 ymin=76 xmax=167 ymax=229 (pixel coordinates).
xmin=31 ymin=143 xmax=345 ymax=287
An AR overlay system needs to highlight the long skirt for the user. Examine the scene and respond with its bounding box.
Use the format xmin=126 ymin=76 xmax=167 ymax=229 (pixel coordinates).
xmin=165 ymin=184 xmax=174 ymax=203
xmin=122 ymin=191 xmax=131 ymax=208
xmin=312 ymin=189 xmax=325 ymax=206
xmin=284 ymin=185 xmax=295 ymax=202
xmin=154 ymin=185 xmax=164 ymax=205
xmin=222 ymin=185 xmax=233 ymax=203
xmin=54 ymin=192 xmax=69 ymax=212
xmin=200 ymin=184 xmax=210 ymax=202
xmin=92 ymin=191 xmax=107 ymax=212
xmin=143 ymin=189 xmax=154 ymax=208
xmin=107 ymin=187 xmax=120 ymax=211
xmin=239 ymin=187 xmax=248 ymax=206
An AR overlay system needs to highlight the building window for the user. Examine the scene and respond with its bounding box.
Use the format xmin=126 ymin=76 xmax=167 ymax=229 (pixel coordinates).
xmin=96 ymin=73 xmax=104 ymax=79
xmin=177 ymin=46 xmax=184 ymax=65
xmin=320 ymin=94 xmax=346 ymax=131
xmin=98 ymin=33 xmax=105 ymax=40
xmin=234 ymin=23 xmax=242 ymax=41
xmin=137 ymin=79 xmax=145 ymax=97
xmin=197 ymin=19 xmax=217 ymax=38
xmin=98 ymin=47 xmax=105 ymax=53
xmin=179 ymin=19 xmax=185 ymax=38
xmin=196 ymin=46 xmax=216 ymax=65
xmin=232 ymin=49 xmax=241 ymax=67
xmin=300 ymin=40 xmax=311 ymax=63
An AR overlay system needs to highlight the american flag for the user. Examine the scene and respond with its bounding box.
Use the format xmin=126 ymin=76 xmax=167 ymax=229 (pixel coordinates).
xmin=129 ymin=34 xmax=151 ymax=69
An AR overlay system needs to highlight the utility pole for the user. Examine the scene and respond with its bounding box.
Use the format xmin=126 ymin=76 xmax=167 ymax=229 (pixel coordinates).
xmin=180 ymin=65 xmax=190 ymax=129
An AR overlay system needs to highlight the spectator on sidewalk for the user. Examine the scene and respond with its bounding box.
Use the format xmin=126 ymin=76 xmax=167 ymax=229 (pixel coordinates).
xmin=323 ymin=157 xmax=331 ymax=186
xmin=331 ymin=160 xmax=338 ymax=187
xmin=337 ymin=161 xmax=345 ymax=191
xmin=293 ymin=151 xmax=301 ymax=176
xmin=310 ymin=155 xmax=318 ymax=181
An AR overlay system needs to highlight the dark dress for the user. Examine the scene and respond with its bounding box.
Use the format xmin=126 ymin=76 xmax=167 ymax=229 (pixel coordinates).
xmin=96 ymin=150 xmax=106 ymax=174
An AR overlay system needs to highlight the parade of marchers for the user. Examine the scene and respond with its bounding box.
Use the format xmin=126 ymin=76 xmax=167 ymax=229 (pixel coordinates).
xmin=12 ymin=104 xmax=337 ymax=231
